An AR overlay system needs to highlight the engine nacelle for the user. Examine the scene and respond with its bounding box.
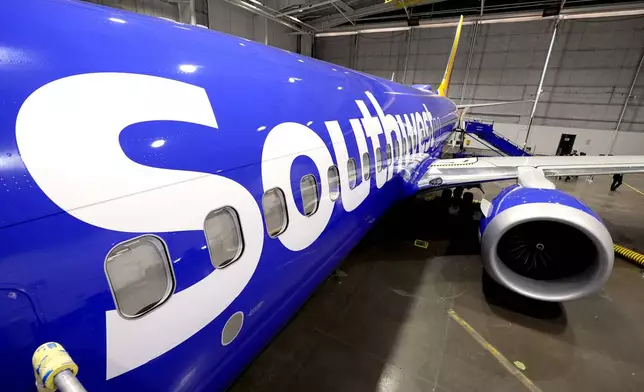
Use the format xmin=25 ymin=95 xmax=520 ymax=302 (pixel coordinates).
xmin=479 ymin=185 xmax=613 ymax=302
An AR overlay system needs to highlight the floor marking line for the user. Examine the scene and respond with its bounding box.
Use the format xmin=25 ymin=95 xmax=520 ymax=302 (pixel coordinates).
xmin=624 ymin=182 xmax=644 ymax=197
xmin=447 ymin=309 xmax=543 ymax=392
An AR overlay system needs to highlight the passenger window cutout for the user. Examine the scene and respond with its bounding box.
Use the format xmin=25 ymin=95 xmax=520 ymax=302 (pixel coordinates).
xmin=300 ymin=174 xmax=319 ymax=216
xmin=347 ymin=158 xmax=357 ymax=190
xmin=105 ymin=235 xmax=175 ymax=319
xmin=262 ymin=188 xmax=288 ymax=238
xmin=393 ymin=141 xmax=399 ymax=163
xmin=402 ymin=138 xmax=407 ymax=156
xmin=362 ymin=152 xmax=371 ymax=180
xmin=328 ymin=165 xmax=340 ymax=201
xmin=204 ymin=207 xmax=244 ymax=269
xmin=386 ymin=143 xmax=392 ymax=166
xmin=375 ymin=147 xmax=382 ymax=172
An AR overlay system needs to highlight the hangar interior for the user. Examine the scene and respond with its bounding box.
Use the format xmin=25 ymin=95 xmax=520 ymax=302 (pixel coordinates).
xmin=74 ymin=0 xmax=644 ymax=390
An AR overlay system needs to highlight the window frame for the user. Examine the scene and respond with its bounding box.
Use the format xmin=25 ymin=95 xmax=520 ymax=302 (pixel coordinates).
xmin=375 ymin=147 xmax=382 ymax=172
xmin=347 ymin=158 xmax=358 ymax=189
xmin=386 ymin=143 xmax=392 ymax=166
xmin=104 ymin=234 xmax=176 ymax=320
xmin=362 ymin=152 xmax=371 ymax=180
xmin=327 ymin=165 xmax=340 ymax=201
xmin=262 ymin=187 xmax=289 ymax=238
xmin=203 ymin=206 xmax=244 ymax=269
xmin=300 ymin=174 xmax=320 ymax=216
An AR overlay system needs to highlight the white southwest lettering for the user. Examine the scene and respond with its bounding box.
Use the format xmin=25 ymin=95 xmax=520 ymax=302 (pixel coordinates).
xmin=325 ymin=119 xmax=371 ymax=211
xmin=16 ymin=73 xmax=265 ymax=380
xmin=365 ymin=92 xmax=401 ymax=179
xmin=16 ymin=70 xmax=441 ymax=381
xmin=355 ymin=99 xmax=388 ymax=189
xmin=261 ymin=122 xmax=335 ymax=251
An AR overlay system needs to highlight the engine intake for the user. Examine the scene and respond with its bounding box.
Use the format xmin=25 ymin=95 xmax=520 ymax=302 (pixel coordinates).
xmin=480 ymin=186 xmax=613 ymax=302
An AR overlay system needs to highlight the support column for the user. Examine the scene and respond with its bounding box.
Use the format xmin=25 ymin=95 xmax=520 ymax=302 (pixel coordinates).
xmin=402 ymin=28 xmax=412 ymax=84
xmin=607 ymin=48 xmax=644 ymax=154
xmin=178 ymin=0 xmax=196 ymax=25
xmin=524 ymin=17 xmax=560 ymax=149
xmin=264 ymin=18 xmax=269 ymax=45
xmin=352 ymin=33 xmax=360 ymax=70
xmin=461 ymin=0 xmax=484 ymax=104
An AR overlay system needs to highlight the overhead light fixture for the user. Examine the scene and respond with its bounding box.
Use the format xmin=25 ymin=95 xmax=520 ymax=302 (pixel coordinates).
xmin=561 ymin=8 xmax=644 ymax=20
xmin=108 ymin=17 xmax=126 ymax=24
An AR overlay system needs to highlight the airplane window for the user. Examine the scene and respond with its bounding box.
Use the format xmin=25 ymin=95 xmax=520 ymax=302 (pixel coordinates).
xmin=347 ymin=158 xmax=357 ymax=189
xmin=105 ymin=235 xmax=175 ymax=319
xmin=300 ymin=174 xmax=319 ymax=216
xmin=328 ymin=165 xmax=340 ymax=201
xmin=408 ymin=136 xmax=412 ymax=152
xmin=204 ymin=207 xmax=243 ymax=268
xmin=362 ymin=152 xmax=371 ymax=180
xmin=402 ymin=138 xmax=406 ymax=155
xmin=393 ymin=141 xmax=399 ymax=162
xmin=375 ymin=147 xmax=382 ymax=172
xmin=262 ymin=188 xmax=288 ymax=237
xmin=386 ymin=143 xmax=392 ymax=166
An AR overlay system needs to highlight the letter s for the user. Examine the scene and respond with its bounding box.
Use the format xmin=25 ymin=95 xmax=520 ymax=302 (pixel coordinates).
xmin=15 ymin=73 xmax=264 ymax=379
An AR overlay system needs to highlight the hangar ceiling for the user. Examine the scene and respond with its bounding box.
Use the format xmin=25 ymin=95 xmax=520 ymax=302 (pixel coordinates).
xmin=275 ymin=0 xmax=644 ymax=32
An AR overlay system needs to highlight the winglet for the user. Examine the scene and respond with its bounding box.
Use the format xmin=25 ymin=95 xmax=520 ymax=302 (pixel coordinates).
xmin=436 ymin=15 xmax=464 ymax=97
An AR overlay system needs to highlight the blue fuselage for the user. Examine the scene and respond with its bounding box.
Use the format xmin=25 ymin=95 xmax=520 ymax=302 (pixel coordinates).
xmin=0 ymin=1 xmax=458 ymax=390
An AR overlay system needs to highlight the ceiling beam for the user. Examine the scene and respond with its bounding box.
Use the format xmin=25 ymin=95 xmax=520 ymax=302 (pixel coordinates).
xmin=224 ymin=0 xmax=312 ymax=34
xmin=310 ymin=0 xmax=447 ymax=30
xmin=313 ymin=3 xmax=644 ymax=36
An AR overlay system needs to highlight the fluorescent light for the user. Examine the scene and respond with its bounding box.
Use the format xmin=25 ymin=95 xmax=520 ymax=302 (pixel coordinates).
xmin=108 ymin=17 xmax=126 ymax=24
xmin=337 ymin=86 xmax=343 ymax=90
xmin=257 ymin=125 xmax=267 ymax=131
xmin=562 ymin=8 xmax=644 ymax=20
xmin=479 ymin=15 xmax=546 ymax=24
xmin=247 ymin=0 xmax=263 ymax=6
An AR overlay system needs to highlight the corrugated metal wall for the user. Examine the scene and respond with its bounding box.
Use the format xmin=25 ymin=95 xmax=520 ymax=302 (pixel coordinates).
xmin=315 ymin=17 xmax=644 ymax=154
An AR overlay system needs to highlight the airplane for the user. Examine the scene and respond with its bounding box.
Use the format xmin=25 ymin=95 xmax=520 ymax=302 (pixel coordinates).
xmin=2 ymin=1 xmax=644 ymax=391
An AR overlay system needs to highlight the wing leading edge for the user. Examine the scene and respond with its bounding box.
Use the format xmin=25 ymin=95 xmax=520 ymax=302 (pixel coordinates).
xmin=416 ymin=156 xmax=644 ymax=190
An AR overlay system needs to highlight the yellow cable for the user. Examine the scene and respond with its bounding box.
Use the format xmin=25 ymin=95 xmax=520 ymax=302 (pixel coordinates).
xmin=614 ymin=244 xmax=644 ymax=267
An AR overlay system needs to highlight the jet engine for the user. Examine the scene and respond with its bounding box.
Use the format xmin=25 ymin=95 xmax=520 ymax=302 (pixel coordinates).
xmin=479 ymin=185 xmax=614 ymax=302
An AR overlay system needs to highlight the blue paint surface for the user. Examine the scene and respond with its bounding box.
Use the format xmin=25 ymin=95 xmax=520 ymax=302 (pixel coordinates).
xmin=480 ymin=185 xmax=602 ymax=234
xmin=0 ymin=1 xmax=462 ymax=391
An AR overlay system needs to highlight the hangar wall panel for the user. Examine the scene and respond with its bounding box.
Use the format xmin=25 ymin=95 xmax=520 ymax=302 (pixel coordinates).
xmin=314 ymin=17 xmax=644 ymax=155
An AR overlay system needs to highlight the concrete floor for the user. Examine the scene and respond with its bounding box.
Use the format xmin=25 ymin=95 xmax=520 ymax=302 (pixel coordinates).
xmin=230 ymin=174 xmax=644 ymax=392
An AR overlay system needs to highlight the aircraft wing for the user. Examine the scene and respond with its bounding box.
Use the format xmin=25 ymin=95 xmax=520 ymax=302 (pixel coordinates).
xmin=416 ymin=156 xmax=644 ymax=189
